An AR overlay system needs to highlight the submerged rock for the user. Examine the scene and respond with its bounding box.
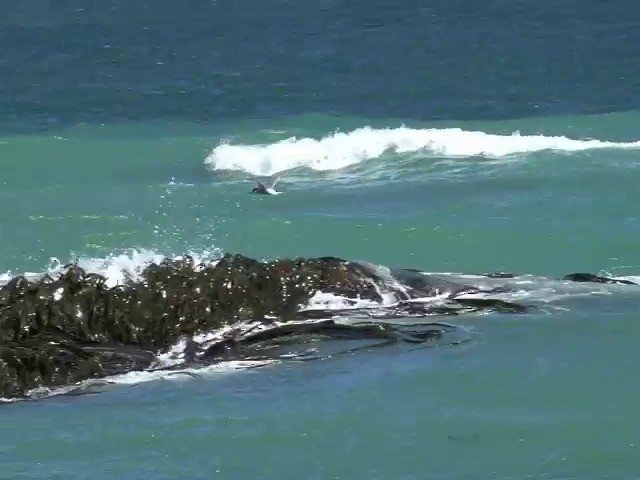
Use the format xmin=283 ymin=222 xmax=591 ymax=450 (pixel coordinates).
xmin=563 ymin=273 xmax=637 ymax=285
xmin=0 ymin=253 xmax=531 ymax=400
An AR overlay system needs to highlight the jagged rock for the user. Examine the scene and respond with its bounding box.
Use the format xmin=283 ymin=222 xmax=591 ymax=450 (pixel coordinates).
xmin=0 ymin=253 xmax=533 ymax=400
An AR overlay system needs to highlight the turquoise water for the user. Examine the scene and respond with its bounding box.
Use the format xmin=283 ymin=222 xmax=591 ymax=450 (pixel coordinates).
xmin=2 ymin=1 xmax=640 ymax=478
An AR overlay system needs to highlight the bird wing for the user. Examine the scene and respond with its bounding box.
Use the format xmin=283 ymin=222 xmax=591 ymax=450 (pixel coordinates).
xmin=263 ymin=176 xmax=280 ymax=190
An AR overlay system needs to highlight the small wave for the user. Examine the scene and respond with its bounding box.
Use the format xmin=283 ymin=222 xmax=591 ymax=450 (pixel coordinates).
xmin=204 ymin=126 xmax=640 ymax=176
xmin=0 ymin=360 xmax=277 ymax=403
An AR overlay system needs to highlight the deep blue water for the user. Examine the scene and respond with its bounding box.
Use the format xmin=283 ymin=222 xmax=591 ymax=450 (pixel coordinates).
xmin=2 ymin=0 xmax=640 ymax=133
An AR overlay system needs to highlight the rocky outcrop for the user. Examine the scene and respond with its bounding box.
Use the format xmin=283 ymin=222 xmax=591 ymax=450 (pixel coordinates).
xmin=8 ymin=253 xmax=627 ymax=400
xmin=0 ymin=254 xmax=382 ymax=397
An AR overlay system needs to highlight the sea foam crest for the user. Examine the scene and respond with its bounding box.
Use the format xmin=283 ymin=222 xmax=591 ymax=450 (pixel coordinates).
xmin=205 ymin=126 xmax=640 ymax=176
xmin=0 ymin=248 xmax=222 ymax=289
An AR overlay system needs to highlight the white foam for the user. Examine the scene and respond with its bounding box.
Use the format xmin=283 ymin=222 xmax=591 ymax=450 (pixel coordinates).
xmin=612 ymin=275 xmax=640 ymax=284
xmin=0 ymin=248 xmax=222 ymax=289
xmin=106 ymin=360 xmax=275 ymax=385
xmin=418 ymin=271 xmax=640 ymax=307
xmin=153 ymin=321 xmax=265 ymax=368
xmin=204 ymin=126 xmax=640 ymax=176
xmin=0 ymin=359 xmax=278 ymax=403
xmin=304 ymin=292 xmax=389 ymax=310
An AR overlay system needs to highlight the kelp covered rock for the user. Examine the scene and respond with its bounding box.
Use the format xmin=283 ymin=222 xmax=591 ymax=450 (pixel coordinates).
xmin=0 ymin=339 xmax=104 ymax=399
xmin=1 ymin=253 xmax=562 ymax=400
xmin=0 ymin=254 xmax=403 ymax=399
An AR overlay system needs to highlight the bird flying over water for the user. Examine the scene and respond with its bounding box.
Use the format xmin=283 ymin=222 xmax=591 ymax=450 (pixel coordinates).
xmin=251 ymin=176 xmax=281 ymax=195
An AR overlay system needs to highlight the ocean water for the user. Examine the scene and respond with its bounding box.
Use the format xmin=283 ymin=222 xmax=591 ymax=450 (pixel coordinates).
xmin=2 ymin=0 xmax=640 ymax=478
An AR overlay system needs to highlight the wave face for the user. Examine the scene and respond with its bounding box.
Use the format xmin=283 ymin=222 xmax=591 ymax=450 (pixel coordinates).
xmin=204 ymin=126 xmax=640 ymax=176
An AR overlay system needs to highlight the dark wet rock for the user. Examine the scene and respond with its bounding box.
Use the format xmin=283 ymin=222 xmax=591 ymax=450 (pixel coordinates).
xmin=563 ymin=273 xmax=637 ymax=285
xmin=393 ymin=269 xmax=473 ymax=297
xmin=391 ymin=269 xmax=518 ymax=298
xmin=449 ymin=298 xmax=529 ymax=314
xmin=0 ymin=253 xmax=531 ymax=400
xmin=0 ymin=337 xmax=103 ymax=399
xmin=481 ymin=272 xmax=516 ymax=279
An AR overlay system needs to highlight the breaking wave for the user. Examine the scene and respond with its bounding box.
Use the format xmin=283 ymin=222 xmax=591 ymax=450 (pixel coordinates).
xmin=0 ymin=248 xmax=222 ymax=289
xmin=204 ymin=126 xmax=640 ymax=176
